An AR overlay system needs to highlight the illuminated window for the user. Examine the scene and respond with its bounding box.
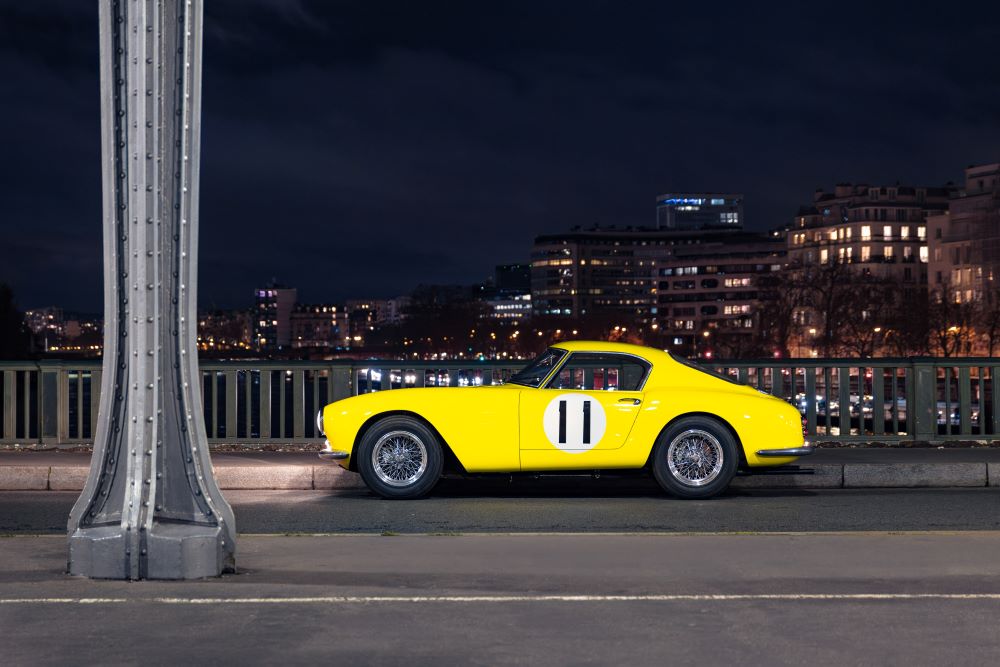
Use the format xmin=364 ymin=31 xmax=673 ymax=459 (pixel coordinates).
xmin=861 ymin=246 xmax=871 ymax=262
xmin=820 ymin=249 xmax=829 ymax=264
xmin=883 ymin=225 xmax=893 ymax=240
xmin=884 ymin=245 xmax=894 ymax=260
xmin=919 ymin=246 xmax=929 ymax=263
xmin=861 ymin=226 xmax=871 ymax=241
xmin=901 ymin=226 xmax=910 ymax=240
xmin=917 ymin=226 xmax=926 ymax=241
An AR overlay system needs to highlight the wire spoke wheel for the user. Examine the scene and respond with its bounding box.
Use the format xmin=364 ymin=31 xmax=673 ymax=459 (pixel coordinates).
xmin=371 ymin=430 xmax=428 ymax=487
xmin=666 ymin=428 xmax=724 ymax=487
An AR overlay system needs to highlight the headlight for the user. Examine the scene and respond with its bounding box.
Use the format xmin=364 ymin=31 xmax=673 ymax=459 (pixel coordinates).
xmin=316 ymin=409 xmax=325 ymax=437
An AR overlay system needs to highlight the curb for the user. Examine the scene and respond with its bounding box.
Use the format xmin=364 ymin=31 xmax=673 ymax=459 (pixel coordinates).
xmin=0 ymin=462 xmax=992 ymax=491
xmin=0 ymin=464 xmax=367 ymax=492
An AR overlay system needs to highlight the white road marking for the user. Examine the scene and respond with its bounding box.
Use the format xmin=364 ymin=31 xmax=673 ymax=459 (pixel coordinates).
xmin=0 ymin=598 xmax=129 ymax=604
xmin=3 ymin=594 xmax=1000 ymax=605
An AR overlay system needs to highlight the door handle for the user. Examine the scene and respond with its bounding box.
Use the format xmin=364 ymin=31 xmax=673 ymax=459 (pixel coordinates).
xmin=618 ymin=398 xmax=641 ymax=405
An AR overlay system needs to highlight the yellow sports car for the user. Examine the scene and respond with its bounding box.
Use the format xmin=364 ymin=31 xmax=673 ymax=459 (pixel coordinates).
xmin=317 ymin=341 xmax=811 ymax=499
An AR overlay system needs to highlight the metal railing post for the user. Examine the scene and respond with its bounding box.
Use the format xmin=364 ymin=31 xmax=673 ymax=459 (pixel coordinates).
xmin=329 ymin=366 xmax=352 ymax=401
xmin=911 ymin=359 xmax=937 ymax=442
xmin=3 ymin=370 xmax=15 ymax=442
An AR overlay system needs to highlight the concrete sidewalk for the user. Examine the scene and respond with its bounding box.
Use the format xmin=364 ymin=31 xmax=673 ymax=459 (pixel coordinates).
xmin=1 ymin=448 xmax=999 ymax=491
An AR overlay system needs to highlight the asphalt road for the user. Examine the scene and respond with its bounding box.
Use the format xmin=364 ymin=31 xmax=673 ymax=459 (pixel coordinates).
xmin=4 ymin=482 xmax=1000 ymax=534
xmin=4 ymin=533 xmax=1000 ymax=665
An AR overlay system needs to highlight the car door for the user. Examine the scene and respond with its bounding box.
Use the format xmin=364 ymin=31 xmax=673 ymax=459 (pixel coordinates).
xmin=518 ymin=352 xmax=650 ymax=463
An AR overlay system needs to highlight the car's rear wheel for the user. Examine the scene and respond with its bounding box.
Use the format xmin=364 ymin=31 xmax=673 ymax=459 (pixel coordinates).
xmin=652 ymin=417 xmax=738 ymax=499
xmin=357 ymin=416 xmax=443 ymax=499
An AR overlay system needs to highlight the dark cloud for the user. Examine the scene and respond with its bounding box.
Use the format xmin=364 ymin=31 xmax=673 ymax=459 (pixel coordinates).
xmin=1 ymin=1 xmax=999 ymax=312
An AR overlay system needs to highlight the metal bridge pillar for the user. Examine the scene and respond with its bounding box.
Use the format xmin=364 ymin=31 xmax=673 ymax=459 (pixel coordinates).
xmin=67 ymin=0 xmax=235 ymax=579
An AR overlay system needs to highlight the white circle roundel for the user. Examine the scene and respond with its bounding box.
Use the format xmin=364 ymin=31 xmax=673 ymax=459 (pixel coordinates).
xmin=542 ymin=393 xmax=607 ymax=452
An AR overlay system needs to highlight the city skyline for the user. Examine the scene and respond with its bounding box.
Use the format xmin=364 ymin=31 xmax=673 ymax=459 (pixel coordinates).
xmin=2 ymin=1 xmax=999 ymax=312
xmin=18 ymin=159 xmax=1000 ymax=361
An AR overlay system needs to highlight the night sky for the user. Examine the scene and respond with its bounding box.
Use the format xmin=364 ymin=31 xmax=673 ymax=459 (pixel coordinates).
xmin=2 ymin=1 xmax=999 ymax=313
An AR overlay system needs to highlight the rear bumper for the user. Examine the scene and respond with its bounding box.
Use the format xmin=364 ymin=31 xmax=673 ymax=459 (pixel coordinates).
xmin=756 ymin=441 xmax=814 ymax=457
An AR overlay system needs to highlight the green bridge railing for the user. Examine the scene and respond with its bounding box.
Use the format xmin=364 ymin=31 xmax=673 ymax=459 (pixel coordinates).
xmin=1 ymin=358 xmax=997 ymax=447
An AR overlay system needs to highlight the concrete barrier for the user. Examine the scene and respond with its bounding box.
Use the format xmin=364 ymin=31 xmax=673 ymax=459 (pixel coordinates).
xmin=731 ymin=464 xmax=843 ymax=489
xmin=843 ymin=463 xmax=987 ymax=488
xmin=49 ymin=466 xmax=90 ymax=491
xmin=0 ymin=466 xmax=48 ymax=490
xmin=314 ymin=465 xmax=366 ymax=490
xmin=212 ymin=465 xmax=313 ymax=490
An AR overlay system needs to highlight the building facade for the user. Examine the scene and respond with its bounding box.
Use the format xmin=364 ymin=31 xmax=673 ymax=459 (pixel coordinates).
xmin=786 ymin=183 xmax=953 ymax=355
xmin=530 ymin=227 xmax=754 ymax=322
xmin=197 ymin=309 xmax=252 ymax=353
xmin=290 ymin=304 xmax=348 ymax=349
xmin=787 ymin=184 xmax=951 ymax=285
xmin=493 ymin=264 xmax=531 ymax=294
xmin=927 ymin=163 xmax=1000 ymax=304
xmin=483 ymin=293 xmax=532 ymax=321
xmin=254 ymin=285 xmax=297 ymax=351
xmin=655 ymin=233 xmax=786 ymax=357
xmin=655 ymin=193 xmax=744 ymax=231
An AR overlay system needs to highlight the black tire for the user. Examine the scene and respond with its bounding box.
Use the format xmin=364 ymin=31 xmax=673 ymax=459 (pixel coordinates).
xmin=356 ymin=416 xmax=443 ymax=499
xmin=651 ymin=417 xmax=738 ymax=499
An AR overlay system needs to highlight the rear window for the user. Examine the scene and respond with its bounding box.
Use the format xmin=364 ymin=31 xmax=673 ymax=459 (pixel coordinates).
xmin=668 ymin=351 xmax=740 ymax=385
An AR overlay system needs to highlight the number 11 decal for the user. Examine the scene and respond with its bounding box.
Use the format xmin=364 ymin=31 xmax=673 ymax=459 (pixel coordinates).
xmin=544 ymin=393 xmax=607 ymax=452
xmin=557 ymin=399 xmax=592 ymax=444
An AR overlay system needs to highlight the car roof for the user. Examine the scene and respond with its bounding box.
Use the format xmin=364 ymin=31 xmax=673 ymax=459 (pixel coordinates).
xmin=548 ymin=340 xmax=664 ymax=357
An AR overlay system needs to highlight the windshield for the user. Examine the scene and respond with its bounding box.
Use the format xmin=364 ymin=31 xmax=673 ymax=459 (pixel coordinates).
xmin=668 ymin=351 xmax=740 ymax=385
xmin=508 ymin=348 xmax=567 ymax=387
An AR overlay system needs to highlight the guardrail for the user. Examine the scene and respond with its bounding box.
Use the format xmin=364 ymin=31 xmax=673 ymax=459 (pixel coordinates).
xmin=710 ymin=359 xmax=999 ymax=443
xmin=0 ymin=360 xmax=524 ymax=447
xmin=2 ymin=358 xmax=998 ymax=447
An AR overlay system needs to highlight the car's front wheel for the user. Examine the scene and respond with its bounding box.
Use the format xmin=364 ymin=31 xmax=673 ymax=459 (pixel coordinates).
xmin=357 ymin=416 xmax=443 ymax=499
xmin=652 ymin=417 xmax=738 ymax=499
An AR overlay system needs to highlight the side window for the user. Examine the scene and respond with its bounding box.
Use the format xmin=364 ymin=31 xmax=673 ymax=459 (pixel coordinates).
xmin=547 ymin=353 xmax=651 ymax=391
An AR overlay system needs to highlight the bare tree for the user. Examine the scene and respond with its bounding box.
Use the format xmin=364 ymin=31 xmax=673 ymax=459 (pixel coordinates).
xmin=0 ymin=284 xmax=30 ymax=359
xmin=837 ymin=276 xmax=896 ymax=357
xmin=927 ymin=281 xmax=977 ymax=357
xmin=881 ymin=285 xmax=931 ymax=356
xmin=977 ymin=280 xmax=1000 ymax=356
xmin=799 ymin=261 xmax=857 ymax=357
xmin=754 ymin=271 xmax=803 ymax=358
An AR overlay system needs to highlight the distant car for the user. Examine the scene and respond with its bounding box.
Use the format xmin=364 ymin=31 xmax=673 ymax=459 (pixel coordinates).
xmin=317 ymin=341 xmax=811 ymax=499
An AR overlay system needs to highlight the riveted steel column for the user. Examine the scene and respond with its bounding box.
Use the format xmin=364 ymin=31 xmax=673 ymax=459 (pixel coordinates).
xmin=68 ymin=0 xmax=235 ymax=579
